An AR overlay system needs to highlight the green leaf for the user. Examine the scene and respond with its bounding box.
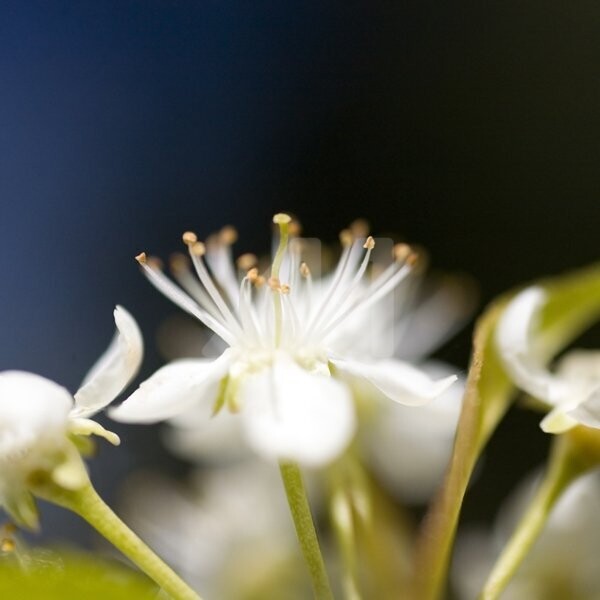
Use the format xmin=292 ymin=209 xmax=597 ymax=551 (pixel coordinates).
xmin=0 ymin=551 xmax=158 ymax=599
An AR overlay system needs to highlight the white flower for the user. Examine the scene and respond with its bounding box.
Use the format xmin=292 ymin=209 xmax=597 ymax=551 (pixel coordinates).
xmin=110 ymin=215 xmax=456 ymax=467
xmin=496 ymin=286 xmax=600 ymax=433
xmin=0 ymin=306 xmax=142 ymax=528
xmin=120 ymin=462 xmax=303 ymax=599
xmin=452 ymin=471 xmax=600 ymax=600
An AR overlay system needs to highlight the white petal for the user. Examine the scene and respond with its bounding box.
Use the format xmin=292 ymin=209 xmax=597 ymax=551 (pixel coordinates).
xmin=364 ymin=362 xmax=464 ymax=502
xmin=109 ymin=353 xmax=232 ymax=423
xmin=239 ymin=357 xmax=355 ymax=466
xmin=72 ymin=306 xmax=144 ymax=418
xmin=564 ymin=388 xmax=600 ymax=430
xmin=0 ymin=371 xmax=72 ymax=462
xmin=540 ymin=405 xmax=579 ymax=434
xmin=331 ymin=357 xmax=457 ymax=406
xmin=495 ymin=287 xmax=568 ymax=405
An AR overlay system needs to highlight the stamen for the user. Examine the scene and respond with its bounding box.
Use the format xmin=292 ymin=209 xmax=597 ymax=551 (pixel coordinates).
xmin=237 ymin=253 xmax=258 ymax=271
xmin=138 ymin=259 xmax=238 ymax=345
xmin=393 ymin=243 xmax=412 ymax=262
xmin=300 ymin=262 xmax=311 ymax=278
xmin=135 ymin=252 xmax=147 ymax=264
xmin=350 ymin=219 xmax=370 ymax=238
xmin=363 ymin=236 xmax=375 ymax=250
xmin=219 ymin=225 xmax=238 ymax=245
xmin=190 ymin=241 xmax=206 ymax=256
xmin=339 ymin=229 xmax=353 ymax=247
xmin=182 ymin=231 xmax=198 ymax=246
xmin=271 ymin=214 xmax=292 ymax=346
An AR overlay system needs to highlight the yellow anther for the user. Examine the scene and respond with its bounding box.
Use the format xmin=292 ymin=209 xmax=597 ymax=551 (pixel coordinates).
xmin=339 ymin=229 xmax=353 ymax=247
xmin=190 ymin=241 xmax=206 ymax=257
xmin=273 ymin=213 xmax=292 ymax=225
xmin=135 ymin=252 xmax=147 ymax=264
xmin=300 ymin=262 xmax=311 ymax=278
xmin=268 ymin=276 xmax=281 ymax=290
xmin=350 ymin=219 xmax=370 ymax=238
xmin=255 ymin=275 xmax=266 ymax=287
xmin=247 ymin=267 xmax=259 ymax=282
xmin=169 ymin=253 xmax=189 ymax=273
xmin=146 ymin=256 xmax=164 ymax=270
xmin=237 ymin=253 xmax=258 ymax=271
xmin=393 ymin=243 xmax=412 ymax=262
xmin=406 ymin=252 xmax=420 ymax=267
xmin=1 ymin=539 xmax=15 ymax=553
xmin=289 ymin=219 xmax=302 ymax=236
xmin=363 ymin=236 xmax=375 ymax=250
xmin=280 ymin=283 xmax=291 ymax=295
xmin=219 ymin=226 xmax=238 ymax=245
xmin=182 ymin=231 xmax=198 ymax=246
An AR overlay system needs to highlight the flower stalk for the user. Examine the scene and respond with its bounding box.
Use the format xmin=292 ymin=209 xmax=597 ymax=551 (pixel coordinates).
xmin=279 ymin=461 xmax=334 ymax=600
xmin=30 ymin=474 xmax=200 ymax=600
xmin=479 ymin=434 xmax=594 ymax=600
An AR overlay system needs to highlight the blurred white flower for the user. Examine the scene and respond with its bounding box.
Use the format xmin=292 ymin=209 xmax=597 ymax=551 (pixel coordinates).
xmin=0 ymin=306 xmax=142 ymax=528
xmin=111 ymin=215 xmax=456 ymax=467
xmin=120 ymin=462 xmax=308 ymax=599
xmin=496 ymin=286 xmax=600 ymax=433
xmin=452 ymin=470 xmax=600 ymax=600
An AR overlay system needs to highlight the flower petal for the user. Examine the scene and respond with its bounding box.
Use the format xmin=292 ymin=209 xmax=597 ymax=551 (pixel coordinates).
xmin=564 ymin=388 xmax=600 ymax=430
xmin=495 ymin=287 xmax=569 ymax=405
xmin=331 ymin=357 xmax=457 ymax=405
xmin=72 ymin=306 xmax=144 ymax=417
xmin=239 ymin=357 xmax=355 ymax=467
xmin=109 ymin=353 xmax=232 ymax=423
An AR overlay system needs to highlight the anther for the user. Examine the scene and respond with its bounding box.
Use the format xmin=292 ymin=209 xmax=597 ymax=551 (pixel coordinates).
xmin=407 ymin=252 xmax=419 ymax=267
xmin=363 ymin=236 xmax=375 ymax=250
xmin=393 ymin=243 xmax=412 ymax=262
xmin=182 ymin=231 xmax=198 ymax=246
xmin=350 ymin=219 xmax=370 ymax=238
xmin=169 ymin=253 xmax=189 ymax=273
xmin=273 ymin=213 xmax=292 ymax=225
xmin=300 ymin=262 xmax=311 ymax=278
xmin=219 ymin=226 xmax=238 ymax=245
xmin=247 ymin=267 xmax=259 ymax=283
xmin=1 ymin=539 xmax=15 ymax=552
xmin=268 ymin=276 xmax=281 ymax=291
xmin=339 ymin=229 xmax=353 ymax=247
xmin=280 ymin=283 xmax=291 ymax=295
xmin=135 ymin=252 xmax=147 ymax=264
xmin=237 ymin=253 xmax=258 ymax=271
xmin=146 ymin=256 xmax=164 ymax=270
xmin=289 ymin=219 xmax=302 ymax=236
xmin=190 ymin=241 xmax=206 ymax=257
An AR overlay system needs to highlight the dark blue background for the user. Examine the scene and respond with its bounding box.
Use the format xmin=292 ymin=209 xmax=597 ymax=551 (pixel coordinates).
xmin=1 ymin=1 xmax=599 ymax=545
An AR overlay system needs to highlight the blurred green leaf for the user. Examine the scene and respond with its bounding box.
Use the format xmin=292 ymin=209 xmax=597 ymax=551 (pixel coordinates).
xmin=0 ymin=551 xmax=158 ymax=599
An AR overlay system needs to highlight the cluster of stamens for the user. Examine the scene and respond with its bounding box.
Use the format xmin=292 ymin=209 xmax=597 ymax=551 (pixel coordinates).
xmin=134 ymin=214 xmax=419 ymax=352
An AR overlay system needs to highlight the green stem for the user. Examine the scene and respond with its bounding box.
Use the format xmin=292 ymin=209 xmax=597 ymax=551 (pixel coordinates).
xmin=279 ymin=461 xmax=334 ymax=600
xmin=330 ymin=489 xmax=361 ymax=600
xmin=479 ymin=436 xmax=591 ymax=600
xmin=33 ymin=480 xmax=200 ymax=600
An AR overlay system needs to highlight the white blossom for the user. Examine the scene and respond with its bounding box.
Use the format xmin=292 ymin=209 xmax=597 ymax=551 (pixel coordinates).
xmin=496 ymin=286 xmax=600 ymax=433
xmin=452 ymin=471 xmax=600 ymax=600
xmin=0 ymin=306 xmax=142 ymax=528
xmin=111 ymin=215 xmax=457 ymax=467
xmin=120 ymin=462 xmax=304 ymax=599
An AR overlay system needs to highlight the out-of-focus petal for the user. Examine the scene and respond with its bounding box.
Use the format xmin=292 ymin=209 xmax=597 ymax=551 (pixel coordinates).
xmin=564 ymin=388 xmax=600 ymax=430
xmin=239 ymin=357 xmax=355 ymax=467
xmin=73 ymin=306 xmax=143 ymax=417
xmin=331 ymin=357 xmax=456 ymax=406
xmin=109 ymin=352 xmax=232 ymax=423
xmin=495 ymin=287 xmax=568 ymax=405
xmin=364 ymin=362 xmax=464 ymax=502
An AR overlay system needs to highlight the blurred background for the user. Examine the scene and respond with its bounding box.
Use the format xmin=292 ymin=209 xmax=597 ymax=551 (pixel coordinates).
xmin=1 ymin=0 xmax=598 ymax=548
